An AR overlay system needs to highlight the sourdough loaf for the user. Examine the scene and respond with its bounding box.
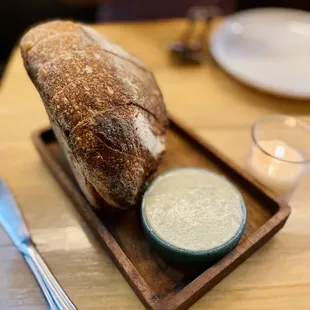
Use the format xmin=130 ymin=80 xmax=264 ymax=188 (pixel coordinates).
xmin=20 ymin=21 xmax=168 ymax=210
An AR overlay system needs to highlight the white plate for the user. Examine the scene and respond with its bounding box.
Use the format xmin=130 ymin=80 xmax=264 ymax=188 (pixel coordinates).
xmin=210 ymin=8 xmax=310 ymax=99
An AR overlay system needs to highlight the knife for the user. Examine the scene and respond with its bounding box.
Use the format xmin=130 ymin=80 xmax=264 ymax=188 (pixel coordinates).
xmin=0 ymin=178 xmax=77 ymax=310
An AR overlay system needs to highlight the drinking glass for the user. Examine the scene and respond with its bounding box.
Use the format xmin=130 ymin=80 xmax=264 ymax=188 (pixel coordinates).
xmin=246 ymin=115 xmax=310 ymax=201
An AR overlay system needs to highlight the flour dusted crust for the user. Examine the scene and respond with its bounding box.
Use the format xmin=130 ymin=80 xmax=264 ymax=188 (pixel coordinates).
xmin=20 ymin=20 xmax=168 ymax=209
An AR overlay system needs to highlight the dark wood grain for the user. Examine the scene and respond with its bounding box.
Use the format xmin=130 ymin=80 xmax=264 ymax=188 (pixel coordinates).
xmin=31 ymin=118 xmax=291 ymax=310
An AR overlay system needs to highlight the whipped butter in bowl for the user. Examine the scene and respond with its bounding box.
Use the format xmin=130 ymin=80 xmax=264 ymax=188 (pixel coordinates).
xmin=141 ymin=168 xmax=247 ymax=265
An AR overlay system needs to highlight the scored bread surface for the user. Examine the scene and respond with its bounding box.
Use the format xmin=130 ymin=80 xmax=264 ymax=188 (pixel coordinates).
xmin=20 ymin=20 xmax=168 ymax=209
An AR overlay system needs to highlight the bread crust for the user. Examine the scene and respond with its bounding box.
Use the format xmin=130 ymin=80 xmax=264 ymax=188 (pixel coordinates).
xmin=20 ymin=20 xmax=168 ymax=209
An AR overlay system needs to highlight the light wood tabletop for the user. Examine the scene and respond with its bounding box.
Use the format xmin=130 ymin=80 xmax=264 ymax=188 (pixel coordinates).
xmin=0 ymin=19 xmax=310 ymax=310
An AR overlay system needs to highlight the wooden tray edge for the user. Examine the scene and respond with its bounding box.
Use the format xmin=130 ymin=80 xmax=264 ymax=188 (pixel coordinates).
xmin=31 ymin=120 xmax=291 ymax=310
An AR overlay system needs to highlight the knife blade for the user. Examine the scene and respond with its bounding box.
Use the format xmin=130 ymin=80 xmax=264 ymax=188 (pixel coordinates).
xmin=0 ymin=178 xmax=77 ymax=309
xmin=0 ymin=178 xmax=30 ymax=250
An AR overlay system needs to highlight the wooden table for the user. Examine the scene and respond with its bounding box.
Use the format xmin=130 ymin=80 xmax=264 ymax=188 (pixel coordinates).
xmin=0 ymin=19 xmax=310 ymax=310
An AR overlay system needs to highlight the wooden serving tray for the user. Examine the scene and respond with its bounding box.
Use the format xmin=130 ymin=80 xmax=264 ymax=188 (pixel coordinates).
xmin=32 ymin=117 xmax=291 ymax=310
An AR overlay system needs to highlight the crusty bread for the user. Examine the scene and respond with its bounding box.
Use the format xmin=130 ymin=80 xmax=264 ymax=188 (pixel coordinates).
xmin=20 ymin=20 xmax=168 ymax=210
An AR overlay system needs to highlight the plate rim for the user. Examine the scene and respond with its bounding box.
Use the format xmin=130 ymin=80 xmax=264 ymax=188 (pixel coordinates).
xmin=210 ymin=8 xmax=310 ymax=100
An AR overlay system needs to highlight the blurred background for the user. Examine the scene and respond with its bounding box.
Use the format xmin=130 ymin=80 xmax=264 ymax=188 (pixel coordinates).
xmin=0 ymin=0 xmax=310 ymax=80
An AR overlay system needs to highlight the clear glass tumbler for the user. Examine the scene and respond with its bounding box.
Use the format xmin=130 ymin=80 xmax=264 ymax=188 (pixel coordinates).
xmin=246 ymin=115 xmax=310 ymax=201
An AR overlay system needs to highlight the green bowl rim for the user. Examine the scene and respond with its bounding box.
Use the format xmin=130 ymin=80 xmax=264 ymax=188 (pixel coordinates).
xmin=141 ymin=167 xmax=247 ymax=257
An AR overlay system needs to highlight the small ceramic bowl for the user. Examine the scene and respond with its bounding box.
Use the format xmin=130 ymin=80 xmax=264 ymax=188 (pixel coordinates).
xmin=141 ymin=168 xmax=247 ymax=265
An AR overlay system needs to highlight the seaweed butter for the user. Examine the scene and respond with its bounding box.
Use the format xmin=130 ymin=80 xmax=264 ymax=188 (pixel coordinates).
xmin=141 ymin=168 xmax=247 ymax=265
